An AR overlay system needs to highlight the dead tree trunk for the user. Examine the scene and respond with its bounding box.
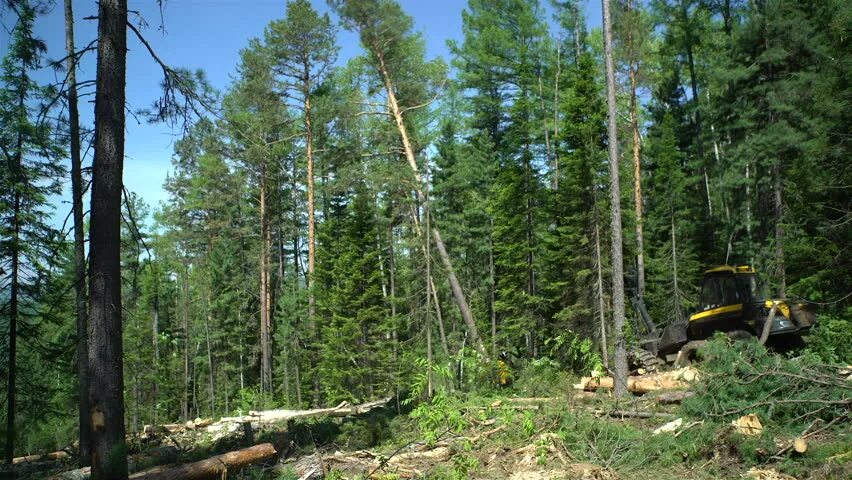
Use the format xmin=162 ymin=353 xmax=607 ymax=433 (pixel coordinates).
xmin=601 ymin=0 xmax=628 ymax=398
xmin=374 ymin=53 xmax=488 ymax=359
xmin=88 ymin=0 xmax=129 ymax=477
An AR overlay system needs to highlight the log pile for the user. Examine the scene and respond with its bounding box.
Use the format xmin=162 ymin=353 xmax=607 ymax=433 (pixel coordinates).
xmin=574 ymin=367 xmax=700 ymax=393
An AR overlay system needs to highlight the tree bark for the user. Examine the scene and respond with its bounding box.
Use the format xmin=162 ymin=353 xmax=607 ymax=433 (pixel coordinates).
xmin=6 ymin=101 xmax=20 ymax=466
xmin=181 ymin=265 xmax=190 ymax=422
xmin=594 ymin=221 xmax=608 ymax=369
xmin=425 ymin=189 xmax=434 ymax=398
xmin=629 ymin=54 xmax=645 ymax=296
xmin=259 ymin=172 xmax=272 ymax=394
xmin=64 ymin=0 xmax=91 ymax=464
xmin=601 ymin=0 xmax=628 ymax=398
xmin=88 ymin=0 xmax=129 ymax=477
xmin=129 ymin=444 xmax=276 ymax=480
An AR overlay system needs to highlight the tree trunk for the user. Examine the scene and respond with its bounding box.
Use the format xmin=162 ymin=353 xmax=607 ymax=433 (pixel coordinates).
xmin=594 ymin=221 xmax=608 ymax=369
xmin=774 ymin=163 xmax=785 ymax=298
xmin=489 ymin=221 xmax=497 ymax=359
xmin=88 ymin=0 xmax=129 ymax=477
xmin=629 ymin=58 xmax=645 ymax=296
xmin=64 ymin=0 xmax=91 ymax=464
xmin=204 ymin=312 xmax=215 ymax=416
xmin=425 ymin=191 xmax=434 ymax=398
xmin=129 ymin=444 xmax=277 ymax=480
xmin=259 ymin=173 xmax=271 ymax=394
xmin=6 ymin=126 xmax=20 ymax=465
xmin=429 ymin=278 xmax=450 ymax=357
xmin=152 ymin=304 xmax=159 ymax=425
xmin=182 ymin=265 xmax=190 ymax=422
xmin=672 ymin=213 xmax=682 ymax=321
xmin=601 ymin=0 xmax=628 ymax=398
xmin=374 ymin=52 xmax=487 ymax=359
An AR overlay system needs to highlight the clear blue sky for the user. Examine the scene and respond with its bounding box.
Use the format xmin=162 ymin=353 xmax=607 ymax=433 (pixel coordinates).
xmin=2 ymin=0 xmax=602 ymax=227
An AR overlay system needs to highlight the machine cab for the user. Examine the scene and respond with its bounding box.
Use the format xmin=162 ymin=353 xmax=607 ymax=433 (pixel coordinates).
xmin=697 ymin=265 xmax=763 ymax=312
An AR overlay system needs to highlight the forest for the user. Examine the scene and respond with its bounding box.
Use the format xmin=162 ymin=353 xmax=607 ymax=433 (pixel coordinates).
xmin=0 ymin=0 xmax=849 ymax=479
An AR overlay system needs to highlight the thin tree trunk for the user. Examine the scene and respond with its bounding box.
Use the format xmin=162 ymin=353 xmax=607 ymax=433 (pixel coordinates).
xmin=182 ymin=265 xmax=190 ymax=422
xmin=429 ymin=279 xmax=450 ymax=357
xmin=489 ymin=219 xmax=496 ymax=359
xmin=671 ymin=213 xmax=682 ymax=321
xmin=374 ymin=52 xmax=487 ymax=359
xmin=601 ymin=0 xmax=628 ymax=398
xmin=629 ymin=54 xmax=645 ymax=296
xmin=65 ymin=0 xmax=91 ymax=464
xmin=305 ymin=91 xmax=316 ymax=340
xmin=152 ymin=299 xmax=159 ymax=425
xmin=425 ymin=190 xmax=434 ymax=398
xmin=594 ymin=221 xmax=608 ymax=369
xmin=259 ymin=173 xmax=271 ymax=394
xmin=552 ymin=43 xmax=560 ymax=190
xmin=88 ymin=0 xmax=128 ymax=476
xmin=774 ymin=163 xmax=785 ymax=298
xmin=6 ymin=146 xmax=19 ymax=465
xmin=205 ymin=310 xmax=215 ymax=416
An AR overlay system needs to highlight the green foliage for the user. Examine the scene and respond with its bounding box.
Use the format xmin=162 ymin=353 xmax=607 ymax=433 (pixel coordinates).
xmin=682 ymin=335 xmax=849 ymax=429
xmin=409 ymin=393 xmax=469 ymax=445
xmin=804 ymin=314 xmax=852 ymax=364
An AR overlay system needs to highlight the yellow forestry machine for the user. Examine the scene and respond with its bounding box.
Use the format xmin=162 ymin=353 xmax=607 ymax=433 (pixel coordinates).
xmin=628 ymin=265 xmax=817 ymax=370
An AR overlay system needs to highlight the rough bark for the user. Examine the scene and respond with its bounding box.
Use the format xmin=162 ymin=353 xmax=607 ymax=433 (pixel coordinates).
xmin=601 ymin=0 xmax=628 ymax=398
xmin=64 ymin=0 xmax=91 ymax=464
xmin=88 ymin=0 xmax=129 ymax=477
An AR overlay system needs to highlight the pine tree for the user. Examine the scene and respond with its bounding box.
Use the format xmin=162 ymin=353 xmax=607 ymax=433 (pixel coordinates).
xmin=0 ymin=0 xmax=65 ymax=460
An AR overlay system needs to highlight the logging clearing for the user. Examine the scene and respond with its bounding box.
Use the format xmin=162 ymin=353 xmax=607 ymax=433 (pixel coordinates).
xmin=2 ymin=0 xmax=851 ymax=479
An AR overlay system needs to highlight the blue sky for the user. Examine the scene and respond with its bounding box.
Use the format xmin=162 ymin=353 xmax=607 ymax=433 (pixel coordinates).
xmin=2 ymin=0 xmax=602 ymax=228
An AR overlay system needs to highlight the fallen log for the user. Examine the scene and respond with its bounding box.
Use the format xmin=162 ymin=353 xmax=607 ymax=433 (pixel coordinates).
xmin=129 ymin=443 xmax=277 ymax=480
xmin=576 ymin=375 xmax=687 ymax=393
xmin=11 ymin=450 xmax=70 ymax=465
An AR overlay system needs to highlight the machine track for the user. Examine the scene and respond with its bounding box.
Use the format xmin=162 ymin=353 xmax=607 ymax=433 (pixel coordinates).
xmin=628 ymin=346 xmax=666 ymax=373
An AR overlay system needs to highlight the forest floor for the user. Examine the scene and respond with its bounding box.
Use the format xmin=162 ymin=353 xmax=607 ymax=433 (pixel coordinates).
xmin=20 ymin=340 xmax=852 ymax=480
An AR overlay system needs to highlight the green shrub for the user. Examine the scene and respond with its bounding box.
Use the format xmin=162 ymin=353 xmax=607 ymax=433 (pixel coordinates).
xmin=681 ymin=335 xmax=849 ymax=431
xmin=804 ymin=314 xmax=852 ymax=364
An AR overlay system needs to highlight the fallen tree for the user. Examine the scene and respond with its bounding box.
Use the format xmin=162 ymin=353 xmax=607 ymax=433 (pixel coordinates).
xmin=128 ymin=443 xmax=276 ymax=480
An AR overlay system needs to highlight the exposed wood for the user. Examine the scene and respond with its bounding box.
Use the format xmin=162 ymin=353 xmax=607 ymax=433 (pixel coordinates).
xmin=576 ymin=375 xmax=687 ymax=393
xmin=129 ymin=443 xmax=276 ymax=480
xmin=759 ymin=302 xmax=779 ymax=345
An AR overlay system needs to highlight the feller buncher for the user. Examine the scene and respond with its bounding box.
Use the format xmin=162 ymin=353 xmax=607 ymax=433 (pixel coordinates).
xmin=628 ymin=265 xmax=817 ymax=370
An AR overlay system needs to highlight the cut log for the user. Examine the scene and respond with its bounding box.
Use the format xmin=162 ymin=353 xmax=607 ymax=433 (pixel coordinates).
xmin=11 ymin=450 xmax=70 ymax=464
xmin=793 ymin=437 xmax=807 ymax=454
xmin=576 ymin=375 xmax=687 ymax=393
xmin=130 ymin=443 xmax=277 ymax=480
